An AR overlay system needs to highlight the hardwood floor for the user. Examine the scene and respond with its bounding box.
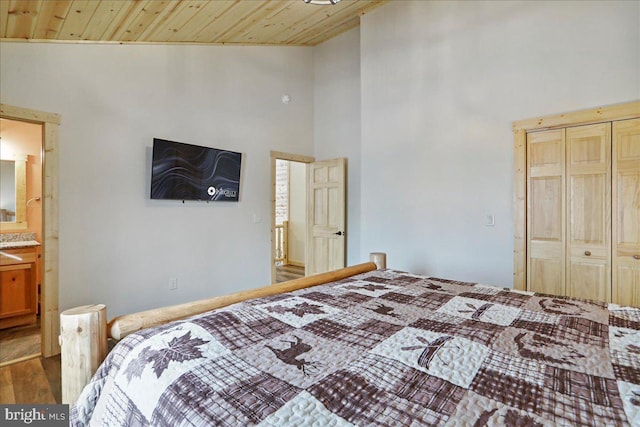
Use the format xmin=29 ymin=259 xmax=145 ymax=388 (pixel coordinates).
xmin=276 ymin=264 xmax=305 ymax=282
xmin=0 ymin=355 xmax=61 ymax=404
xmin=0 ymin=321 xmax=41 ymax=364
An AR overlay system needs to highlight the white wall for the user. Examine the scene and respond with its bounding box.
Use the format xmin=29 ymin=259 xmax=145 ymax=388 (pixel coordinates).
xmin=288 ymin=161 xmax=306 ymax=265
xmin=360 ymin=0 xmax=640 ymax=286
xmin=0 ymin=43 xmax=314 ymax=317
xmin=313 ymin=29 xmax=362 ymax=265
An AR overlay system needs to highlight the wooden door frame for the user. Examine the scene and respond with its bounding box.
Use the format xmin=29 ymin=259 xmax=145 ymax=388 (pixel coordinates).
xmin=512 ymin=100 xmax=640 ymax=291
xmin=0 ymin=103 xmax=60 ymax=357
xmin=270 ymin=151 xmax=315 ymax=284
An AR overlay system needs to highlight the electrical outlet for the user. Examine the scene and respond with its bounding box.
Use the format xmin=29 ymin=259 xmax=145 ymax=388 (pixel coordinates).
xmin=169 ymin=278 xmax=178 ymax=290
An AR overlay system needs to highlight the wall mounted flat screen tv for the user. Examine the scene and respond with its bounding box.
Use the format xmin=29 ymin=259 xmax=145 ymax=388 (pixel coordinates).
xmin=150 ymin=138 xmax=242 ymax=201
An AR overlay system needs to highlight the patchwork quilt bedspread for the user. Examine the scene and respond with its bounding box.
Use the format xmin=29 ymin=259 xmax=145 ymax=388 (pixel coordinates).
xmin=71 ymin=269 xmax=640 ymax=426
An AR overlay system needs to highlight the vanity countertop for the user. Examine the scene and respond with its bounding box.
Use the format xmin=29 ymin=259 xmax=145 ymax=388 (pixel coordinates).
xmin=0 ymin=240 xmax=41 ymax=249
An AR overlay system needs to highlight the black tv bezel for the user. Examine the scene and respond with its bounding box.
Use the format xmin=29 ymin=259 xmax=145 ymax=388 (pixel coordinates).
xmin=150 ymin=138 xmax=242 ymax=202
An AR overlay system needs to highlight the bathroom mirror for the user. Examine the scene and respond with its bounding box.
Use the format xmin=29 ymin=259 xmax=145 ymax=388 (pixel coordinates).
xmin=0 ymin=155 xmax=27 ymax=230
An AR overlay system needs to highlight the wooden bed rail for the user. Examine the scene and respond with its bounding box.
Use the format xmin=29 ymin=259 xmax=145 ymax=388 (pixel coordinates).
xmin=60 ymin=262 xmax=377 ymax=404
xmin=108 ymin=262 xmax=377 ymax=340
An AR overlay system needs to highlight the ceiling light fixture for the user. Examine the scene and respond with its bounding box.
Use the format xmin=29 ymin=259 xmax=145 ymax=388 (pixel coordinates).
xmin=303 ymin=0 xmax=341 ymax=5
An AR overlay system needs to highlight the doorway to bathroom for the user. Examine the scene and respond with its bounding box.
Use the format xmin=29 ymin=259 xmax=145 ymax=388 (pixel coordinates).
xmin=0 ymin=117 xmax=43 ymax=365
xmin=0 ymin=103 xmax=60 ymax=363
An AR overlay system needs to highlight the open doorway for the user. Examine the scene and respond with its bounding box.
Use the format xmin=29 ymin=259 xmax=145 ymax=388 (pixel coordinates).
xmin=0 ymin=103 xmax=60 ymax=360
xmin=0 ymin=118 xmax=43 ymax=365
xmin=270 ymin=151 xmax=347 ymax=283
xmin=270 ymin=151 xmax=314 ymax=283
xmin=274 ymin=159 xmax=307 ymax=282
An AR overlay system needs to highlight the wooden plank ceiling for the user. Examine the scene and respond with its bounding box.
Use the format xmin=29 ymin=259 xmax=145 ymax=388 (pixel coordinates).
xmin=0 ymin=0 xmax=388 ymax=46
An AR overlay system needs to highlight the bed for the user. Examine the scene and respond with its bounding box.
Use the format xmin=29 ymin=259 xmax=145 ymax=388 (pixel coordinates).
xmin=68 ymin=263 xmax=640 ymax=426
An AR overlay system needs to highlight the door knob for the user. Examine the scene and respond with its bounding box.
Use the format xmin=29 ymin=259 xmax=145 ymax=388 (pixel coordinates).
xmin=584 ymin=251 xmax=591 ymax=256
xmin=334 ymin=231 xmax=343 ymax=236
xmin=634 ymin=255 xmax=640 ymax=260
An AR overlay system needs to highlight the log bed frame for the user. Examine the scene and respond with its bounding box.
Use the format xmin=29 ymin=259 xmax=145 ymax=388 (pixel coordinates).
xmin=59 ymin=261 xmax=381 ymax=405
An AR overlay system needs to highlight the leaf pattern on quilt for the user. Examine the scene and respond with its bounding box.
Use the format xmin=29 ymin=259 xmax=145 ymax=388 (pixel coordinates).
xmin=419 ymin=282 xmax=450 ymax=292
xmin=474 ymin=408 xmax=542 ymax=426
xmin=473 ymin=408 xmax=498 ymax=426
xmin=538 ymin=298 xmax=585 ymax=316
xmin=504 ymin=410 xmax=543 ymax=427
xmin=614 ymin=329 xmax=628 ymax=338
xmin=123 ymin=332 xmax=208 ymax=381
xmin=458 ymin=302 xmax=493 ymax=320
xmin=627 ymin=344 xmax=640 ymax=354
xmin=149 ymin=332 xmax=208 ymax=377
xmin=514 ymin=332 xmax=584 ymax=365
xmin=124 ymin=346 xmax=154 ymax=382
xmin=368 ymin=303 xmax=399 ymax=318
xmin=266 ymin=302 xmax=326 ymax=318
xmin=401 ymin=335 xmax=455 ymax=369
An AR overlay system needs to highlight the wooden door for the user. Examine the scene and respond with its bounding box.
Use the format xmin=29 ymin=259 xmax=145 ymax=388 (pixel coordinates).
xmin=566 ymin=123 xmax=611 ymax=302
xmin=527 ymin=129 xmax=566 ymax=296
xmin=612 ymin=118 xmax=640 ymax=307
xmin=305 ymin=158 xmax=346 ymax=276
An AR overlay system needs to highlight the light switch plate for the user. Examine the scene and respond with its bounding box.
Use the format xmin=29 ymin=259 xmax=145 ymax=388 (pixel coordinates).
xmin=485 ymin=214 xmax=495 ymax=227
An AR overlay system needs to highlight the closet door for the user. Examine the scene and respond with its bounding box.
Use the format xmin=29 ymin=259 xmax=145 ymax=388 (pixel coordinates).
xmin=612 ymin=118 xmax=640 ymax=307
xmin=527 ymin=129 xmax=565 ymax=296
xmin=566 ymin=123 xmax=611 ymax=302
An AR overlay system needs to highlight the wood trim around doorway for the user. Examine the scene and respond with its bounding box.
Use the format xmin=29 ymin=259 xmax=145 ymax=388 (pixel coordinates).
xmin=270 ymin=151 xmax=314 ymax=284
xmin=0 ymin=103 xmax=60 ymax=357
xmin=512 ymin=100 xmax=640 ymax=291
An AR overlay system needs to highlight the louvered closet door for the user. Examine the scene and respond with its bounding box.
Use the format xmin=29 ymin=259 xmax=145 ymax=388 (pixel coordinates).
xmin=612 ymin=118 xmax=640 ymax=307
xmin=527 ymin=129 xmax=565 ymax=296
xmin=566 ymin=123 xmax=611 ymax=302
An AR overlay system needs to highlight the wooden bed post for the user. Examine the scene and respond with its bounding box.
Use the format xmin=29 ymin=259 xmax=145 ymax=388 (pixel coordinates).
xmin=369 ymin=252 xmax=387 ymax=269
xmin=60 ymin=304 xmax=108 ymax=405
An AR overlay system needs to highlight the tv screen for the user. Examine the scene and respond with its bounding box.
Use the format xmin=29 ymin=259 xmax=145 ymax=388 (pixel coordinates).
xmin=150 ymin=138 xmax=242 ymax=201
